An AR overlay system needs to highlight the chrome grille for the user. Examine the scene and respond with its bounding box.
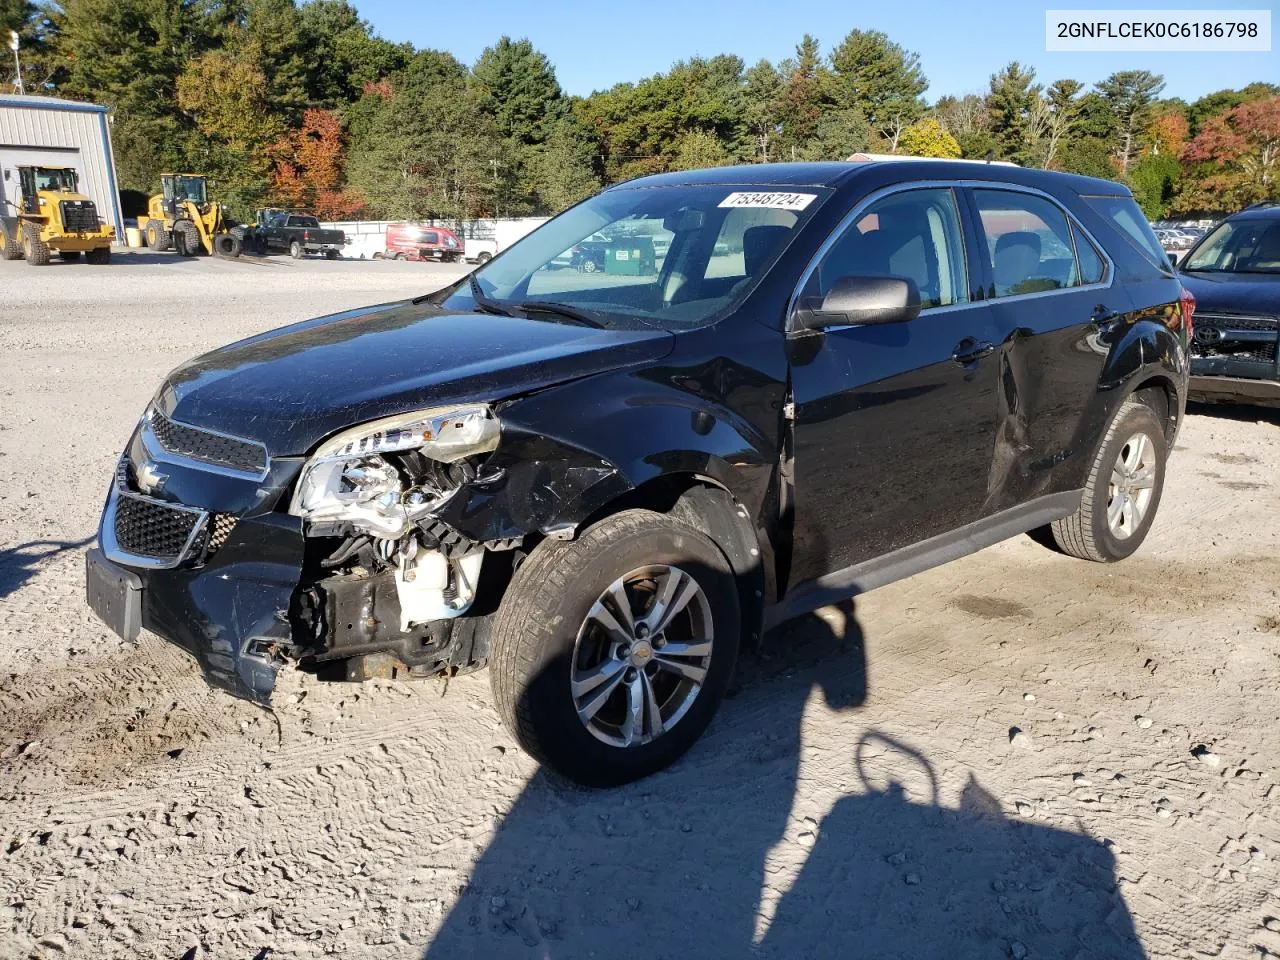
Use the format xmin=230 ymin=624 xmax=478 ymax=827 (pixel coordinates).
xmin=149 ymin=410 xmax=268 ymax=475
xmin=113 ymin=493 xmax=204 ymax=562
xmin=1192 ymin=313 xmax=1279 ymax=365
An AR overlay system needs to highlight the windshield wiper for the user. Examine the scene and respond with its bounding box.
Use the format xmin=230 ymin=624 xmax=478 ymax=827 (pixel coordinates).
xmin=516 ymin=300 xmax=605 ymax=328
xmin=466 ymin=274 xmax=517 ymax=316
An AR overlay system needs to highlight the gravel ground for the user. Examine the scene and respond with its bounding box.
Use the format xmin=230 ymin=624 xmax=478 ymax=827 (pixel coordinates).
xmin=1 ymin=249 xmax=1279 ymax=959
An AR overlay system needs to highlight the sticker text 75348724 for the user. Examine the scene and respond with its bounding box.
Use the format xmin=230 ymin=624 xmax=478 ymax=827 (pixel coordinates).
xmin=718 ymin=192 xmax=818 ymax=211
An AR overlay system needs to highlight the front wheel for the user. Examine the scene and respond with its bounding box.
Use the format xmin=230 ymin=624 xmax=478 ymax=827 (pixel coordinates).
xmin=1044 ymin=399 xmax=1168 ymax=562
xmin=85 ymin=247 xmax=111 ymax=265
xmin=489 ymin=509 xmax=740 ymax=786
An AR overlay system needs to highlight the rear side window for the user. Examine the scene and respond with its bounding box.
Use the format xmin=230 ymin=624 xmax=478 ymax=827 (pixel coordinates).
xmin=1084 ymin=195 xmax=1172 ymax=274
xmin=973 ymin=190 xmax=1080 ymax=297
xmin=1074 ymin=224 xmax=1106 ymax=284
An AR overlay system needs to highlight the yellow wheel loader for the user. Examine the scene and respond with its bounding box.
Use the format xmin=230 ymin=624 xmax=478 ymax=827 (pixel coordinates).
xmin=0 ymin=166 xmax=115 ymax=266
xmin=137 ymin=174 xmax=242 ymax=258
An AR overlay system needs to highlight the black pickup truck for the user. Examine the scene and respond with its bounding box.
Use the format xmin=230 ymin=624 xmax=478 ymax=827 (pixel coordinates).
xmin=249 ymin=209 xmax=346 ymax=259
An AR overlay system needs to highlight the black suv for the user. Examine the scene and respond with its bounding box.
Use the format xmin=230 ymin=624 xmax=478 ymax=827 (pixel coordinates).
xmin=87 ymin=162 xmax=1189 ymax=785
xmin=1177 ymin=203 xmax=1280 ymax=407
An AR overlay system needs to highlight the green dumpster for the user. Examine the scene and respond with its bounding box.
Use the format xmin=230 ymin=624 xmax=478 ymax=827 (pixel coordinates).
xmin=604 ymin=237 xmax=656 ymax=276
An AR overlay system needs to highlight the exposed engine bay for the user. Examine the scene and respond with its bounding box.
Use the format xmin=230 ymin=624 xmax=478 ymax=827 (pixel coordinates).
xmin=286 ymin=405 xmax=521 ymax=680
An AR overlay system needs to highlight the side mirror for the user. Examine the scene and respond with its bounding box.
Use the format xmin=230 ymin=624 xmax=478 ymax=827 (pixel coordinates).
xmin=1167 ymin=252 xmax=1180 ymax=268
xmin=793 ymin=275 xmax=922 ymax=333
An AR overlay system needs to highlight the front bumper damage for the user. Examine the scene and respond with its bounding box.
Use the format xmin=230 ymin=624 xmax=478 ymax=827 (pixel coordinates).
xmin=1189 ymin=313 xmax=1280 ymax=407
xmin=89 ymin=414 xmax=628 ymax=707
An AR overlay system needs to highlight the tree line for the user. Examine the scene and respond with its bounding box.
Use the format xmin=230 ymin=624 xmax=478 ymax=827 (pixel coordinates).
xmin=5 ymin=0 xmax=1278 ymax=221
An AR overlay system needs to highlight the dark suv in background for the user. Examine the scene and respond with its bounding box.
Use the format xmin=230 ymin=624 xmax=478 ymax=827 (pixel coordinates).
xmin=87 ymin=161 xmax=1189 ymax=785
xmin=1177 ymin=202 xmax=1280 ymax=407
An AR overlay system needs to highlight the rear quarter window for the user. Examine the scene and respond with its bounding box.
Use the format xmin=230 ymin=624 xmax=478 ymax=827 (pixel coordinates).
xmin=1084 ymin=196 xmax=1172 ymax=275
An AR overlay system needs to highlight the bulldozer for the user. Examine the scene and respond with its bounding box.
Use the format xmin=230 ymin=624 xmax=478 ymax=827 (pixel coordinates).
xmin=137 ymin=173 xmax=243 ymax=258
xmin=0 ymin=165 xmax=115 ymax=266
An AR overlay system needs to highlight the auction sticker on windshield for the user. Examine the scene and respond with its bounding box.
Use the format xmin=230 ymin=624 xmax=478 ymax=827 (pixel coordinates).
xmin=719 ymin=191 xmax=817 ymax=210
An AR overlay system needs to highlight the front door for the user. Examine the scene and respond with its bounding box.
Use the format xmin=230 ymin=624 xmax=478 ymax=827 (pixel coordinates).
xmin=786 ymin=186 xmax=1002 ymax=587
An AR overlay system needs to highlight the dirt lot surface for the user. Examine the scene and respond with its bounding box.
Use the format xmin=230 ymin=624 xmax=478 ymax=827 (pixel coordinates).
xmin=1 ymin=250 xmax=1279 ymax=959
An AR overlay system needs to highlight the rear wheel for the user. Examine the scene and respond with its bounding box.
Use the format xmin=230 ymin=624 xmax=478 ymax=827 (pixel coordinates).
xmin=23 ymin=231 xmax=50 ymax=266
xmin=289 ymin=240 xmax=303 ymax=259
xmin=489 ymin=509 xmax=740 ymax=786
xmin=1043 ymin=399 xmax=1167 ymax=562
xmin=476 ymin=251 xmax=492 ymax=264
xmin=582 ymin=258 xmax=598 ymax=273
xmin=58 ymin=250 xmax=82 ymax=262
xmin=1 ymin=225 xmax=22 ymax=260
xmin=144 ymin=220 xmax=171 ymax=251
xmin=86 ymin=246 xmax=112 ymax=265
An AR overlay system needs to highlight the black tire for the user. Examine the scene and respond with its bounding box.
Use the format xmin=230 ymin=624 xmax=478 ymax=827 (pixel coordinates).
xmin=23 ymin=231 xmax=50 ymax=266
xmin=58 ymin=250 xmax=82 ymax=262
xmin=324 ymin=248 xmax=339 ymax=260
xmin=212 ymin=232 xmax=242 ymax=258
xmin=86 ymin=246 xmax=111 ymax=265
xmin=394 ymin=252 xmax=405 ymax=261
xmin=476 ymin=251 xmax=492 ymax=264
xmin=1045 ymin=399 xmax=1167 ymax=562
xmin=144 ymin=220 xmax=171 ymax=251
xmin=582 ymin=258 xmax=598 ymax=273
xmin=289 ymin=240 xmax=303 ymax=259
xmin=173 ymin=221 xmax=200 ymax=256
xmin=489 ymin=509 xmax=740 ymax=787
xmin=1 ymin=225 xmax=22 ymax=260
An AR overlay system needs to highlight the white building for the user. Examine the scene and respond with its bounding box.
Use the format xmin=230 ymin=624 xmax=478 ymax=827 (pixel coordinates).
xmin=0 ymin=94 xmax=125 ymax=240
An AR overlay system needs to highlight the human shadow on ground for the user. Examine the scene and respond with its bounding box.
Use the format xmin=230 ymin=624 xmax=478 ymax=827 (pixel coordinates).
xmin=424 ymin=594 xmax=1144 ymax=959
xmin=0 ymin=536 xmax=93 ymax=600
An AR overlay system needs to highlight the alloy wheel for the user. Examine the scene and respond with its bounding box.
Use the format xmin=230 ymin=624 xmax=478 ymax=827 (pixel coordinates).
xmin=1107 ymin=432 xmax=1157 ymax=539
xmin=570 ymin=564 xmax=714 ymax=748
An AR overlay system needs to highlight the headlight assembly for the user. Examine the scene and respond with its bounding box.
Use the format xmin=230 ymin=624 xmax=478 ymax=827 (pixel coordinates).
xmin=289 ymin=405 xmax=499 ymax=538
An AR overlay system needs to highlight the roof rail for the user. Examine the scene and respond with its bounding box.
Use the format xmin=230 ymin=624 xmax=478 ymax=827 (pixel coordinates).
xmin=1244 ymin=200 xmax=1280 ymax=210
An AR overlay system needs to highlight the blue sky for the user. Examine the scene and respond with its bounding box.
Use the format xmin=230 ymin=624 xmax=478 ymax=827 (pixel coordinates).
xmin=354 ymin=0 xmax=1278 ymax=102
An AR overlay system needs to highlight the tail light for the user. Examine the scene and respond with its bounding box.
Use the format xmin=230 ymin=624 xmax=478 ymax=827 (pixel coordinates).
xmin=1178 ymin=286 xmax=1195 ymax=341
xmin=304 ymin=229 xmax=311 ymax=241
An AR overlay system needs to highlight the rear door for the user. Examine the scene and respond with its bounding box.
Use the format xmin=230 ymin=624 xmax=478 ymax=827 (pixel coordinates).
xmin=961 ymin=186 xmax=1122 ymax=510
xmin=786 ymin=185 xmax=1003 ymax=586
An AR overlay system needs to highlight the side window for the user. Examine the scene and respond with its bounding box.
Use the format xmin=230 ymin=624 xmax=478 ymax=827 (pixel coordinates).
xmin=1073 ymin=224 xmax=1106 ymax=284
xmin=974 ymin=190 xmax=1082 ymax=297
xmin=810 ymin=188 xmax=968 ymax=310
xmin=423 ymin=231 xmax=438 ymax=244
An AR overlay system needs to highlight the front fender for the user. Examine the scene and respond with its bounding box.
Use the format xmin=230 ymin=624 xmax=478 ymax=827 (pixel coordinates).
xmin=433 ymin=362 xmax=785 ymax=544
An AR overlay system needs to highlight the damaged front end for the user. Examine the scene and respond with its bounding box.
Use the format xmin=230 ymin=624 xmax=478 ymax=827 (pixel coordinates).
xmin=90 ymin=400 xmax=625 ymax=706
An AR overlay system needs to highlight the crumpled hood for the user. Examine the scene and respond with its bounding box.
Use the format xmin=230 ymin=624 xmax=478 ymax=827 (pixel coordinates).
xmin=159 ymin=300 xmax=674 ymax=456
xmin=1179 ymin=271 xmax=1280 ymax=318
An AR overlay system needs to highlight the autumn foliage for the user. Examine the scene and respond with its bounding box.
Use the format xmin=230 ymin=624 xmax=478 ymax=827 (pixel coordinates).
xmin=1180 ymin=98 xmax=1280 ymax=210
xmin=270 ymin=108 xmax=366 ymax=219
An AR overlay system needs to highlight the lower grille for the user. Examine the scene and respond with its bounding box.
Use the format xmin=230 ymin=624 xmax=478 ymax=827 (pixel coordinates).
xmin=60 ymin=200 xmax=99 ymax=233
xmin=113 ymin=492 xmax=205 ymax=562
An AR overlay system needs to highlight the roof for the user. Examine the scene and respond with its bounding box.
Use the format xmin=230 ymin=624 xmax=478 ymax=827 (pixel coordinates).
xmin=847 ymin=152 xmax=1020 ymax=166
xmin=0 ymin=94 xmax=109 ymax=114
xmin=614 ymin=160 xmax=1129 ymax=197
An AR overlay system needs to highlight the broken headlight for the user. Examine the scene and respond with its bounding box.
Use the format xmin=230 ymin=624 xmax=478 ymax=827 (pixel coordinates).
xmin=289 ymin=405 xmax=499 ymax=538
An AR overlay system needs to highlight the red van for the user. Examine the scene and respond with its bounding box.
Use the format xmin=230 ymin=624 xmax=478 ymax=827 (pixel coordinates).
xmin=383 ymin=223 xmax=463 ymax=262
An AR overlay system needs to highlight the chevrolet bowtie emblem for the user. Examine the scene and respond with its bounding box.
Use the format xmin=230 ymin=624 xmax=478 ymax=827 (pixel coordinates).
xmin=134 ymin=459 xmax=167 ymax=495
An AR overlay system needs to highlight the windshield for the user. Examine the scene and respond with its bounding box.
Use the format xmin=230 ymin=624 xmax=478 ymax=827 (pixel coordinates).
xmin=1183 ymin=218 xmax=1280 ymax=274
xmin=441 ymin=184 xmax=831 ymax=331
xmin=171 ymin=176 xmax=207 ymax=204
xmin=33 ymin=168 xmax=77 ymax=192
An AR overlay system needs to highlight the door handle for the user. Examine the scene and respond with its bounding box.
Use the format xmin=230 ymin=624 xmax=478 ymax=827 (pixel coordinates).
xmin=952 ymin=339 xmax=995 ymax=364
